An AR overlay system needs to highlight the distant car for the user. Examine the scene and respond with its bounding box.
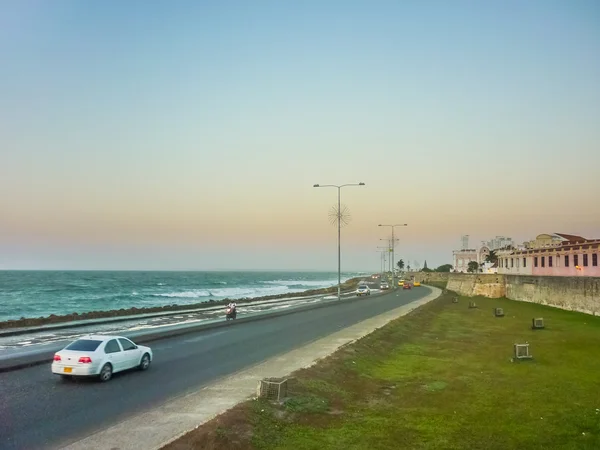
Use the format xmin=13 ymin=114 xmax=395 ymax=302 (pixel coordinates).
xmin=380 ymin=282 xmax=390 ymax=290
xmin=413 ymin=281 xmax=421 ymax=287
xmin=398 ymin=279 xmax=405 ymax=286
xmin=356 ymin=285 xmax=371 ymax=296
xmin=52 ymin=335 xmax=153 ymax=382
xmin=403 ymin=283 xmax=412 ymax=290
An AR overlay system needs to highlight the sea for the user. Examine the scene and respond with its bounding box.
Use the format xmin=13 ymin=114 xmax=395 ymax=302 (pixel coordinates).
xmin=0 ymin=271 xmax=366 ymax=322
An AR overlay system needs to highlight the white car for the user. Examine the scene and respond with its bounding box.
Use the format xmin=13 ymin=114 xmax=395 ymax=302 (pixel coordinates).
xmin=52 ymin=335 xmax=153 ymax=382
xmin=356 ymin=285 xmax=371 ymax=296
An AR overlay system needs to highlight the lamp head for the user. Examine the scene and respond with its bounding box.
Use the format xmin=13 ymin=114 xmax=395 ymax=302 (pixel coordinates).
xmin=313 ymin=184 xmax=320 ymax=187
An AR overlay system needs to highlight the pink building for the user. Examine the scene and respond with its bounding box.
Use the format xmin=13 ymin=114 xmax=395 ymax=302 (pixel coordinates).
xmin=497 ymin=233 xmax=600 ymax=277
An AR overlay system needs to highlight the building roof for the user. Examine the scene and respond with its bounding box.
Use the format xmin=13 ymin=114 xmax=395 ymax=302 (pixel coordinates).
xmin=554 ymin=233 xmax=587 ymax=242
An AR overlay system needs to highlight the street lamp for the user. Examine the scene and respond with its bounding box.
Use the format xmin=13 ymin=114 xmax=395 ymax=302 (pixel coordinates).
xmin=379 ymin=238 xmax=399 ymax=273
xmin=377 ymin=247 xmax=389 ymax=279
xmin=314 ymin=182 xmax=366 ymax=300
xmin=378 ymin=224 xmax=408 ymax=283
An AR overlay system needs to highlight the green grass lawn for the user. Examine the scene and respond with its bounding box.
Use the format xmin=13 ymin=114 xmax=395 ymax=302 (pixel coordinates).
xmin=422 ymin=280 xmax=448 ymax=290
xmin=165 ymin=292 xmax=600 ymax=450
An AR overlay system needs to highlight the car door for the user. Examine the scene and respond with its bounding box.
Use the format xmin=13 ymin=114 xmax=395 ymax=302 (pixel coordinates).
xmin=118 ymin=338 xmax=141 ymax=369
xmin=104 ymin=339 xmax=126 ymax=372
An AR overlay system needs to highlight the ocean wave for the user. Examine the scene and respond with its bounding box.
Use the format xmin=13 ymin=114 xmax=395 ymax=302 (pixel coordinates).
xmin=152 ymin=285 xmax=298 ymax=300
xmin=153 ymin=290 xmax=212 ymax=298
xmin=262 ymin=279 xmax=339 ymax=288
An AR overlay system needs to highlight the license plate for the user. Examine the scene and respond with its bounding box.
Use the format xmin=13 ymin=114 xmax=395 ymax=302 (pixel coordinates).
xmin=63 ymin=367 xmax=73 ymax=373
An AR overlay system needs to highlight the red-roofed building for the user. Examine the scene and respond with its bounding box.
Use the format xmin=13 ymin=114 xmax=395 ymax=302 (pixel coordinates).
xmin=497 ymin=233 xmax=600 ymax=277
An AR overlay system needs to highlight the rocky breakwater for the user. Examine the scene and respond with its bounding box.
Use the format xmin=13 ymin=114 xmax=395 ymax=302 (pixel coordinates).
xmin=0 ymin=277 xmax=363 ymax=330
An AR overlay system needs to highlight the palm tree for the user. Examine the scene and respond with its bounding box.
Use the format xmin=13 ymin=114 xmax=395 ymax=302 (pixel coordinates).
xmin=396 ymin=259 xmax=405 ymax=270
xmin=485 ymin=250 xmax=498 ymax=265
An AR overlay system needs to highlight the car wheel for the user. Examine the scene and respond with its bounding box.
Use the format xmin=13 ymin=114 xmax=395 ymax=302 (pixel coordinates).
xmin=99 ymin=363 xmax=113 ymax=382
xmin=139 ymin=353 xmax=151 ymax=371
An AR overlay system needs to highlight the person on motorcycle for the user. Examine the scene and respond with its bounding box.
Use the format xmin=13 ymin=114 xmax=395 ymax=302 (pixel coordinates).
xmin=227 ymin=301 xmax=237 ymax=311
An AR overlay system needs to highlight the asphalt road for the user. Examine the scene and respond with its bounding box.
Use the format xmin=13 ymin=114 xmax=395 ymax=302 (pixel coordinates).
xmin=0 ymin=284 xmax=429 ymax=450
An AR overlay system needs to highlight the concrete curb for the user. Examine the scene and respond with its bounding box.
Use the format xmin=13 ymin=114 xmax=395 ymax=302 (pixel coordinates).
xmin=59 ymin=287 xmax=441 ymax=450
xmin=0 ymin=288 xmax=390 ymax=374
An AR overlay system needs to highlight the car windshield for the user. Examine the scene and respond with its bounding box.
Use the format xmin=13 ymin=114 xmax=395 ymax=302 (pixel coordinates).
xmin=359 ymin=285 xmax=368 ymax=289
xmin=65 ymin=339 xmax=102 ymax=352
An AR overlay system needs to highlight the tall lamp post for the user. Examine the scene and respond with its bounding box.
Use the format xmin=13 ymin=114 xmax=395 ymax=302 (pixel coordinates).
xmin=380 ymin=238 xmax=398 ymax=273
xmin=377 ymin=247 xmax=389 ymax=279
xmin=314 ymin=182 xmax=366 ymax=300
xmin=378 ymin=224 xmax=408 ymax=283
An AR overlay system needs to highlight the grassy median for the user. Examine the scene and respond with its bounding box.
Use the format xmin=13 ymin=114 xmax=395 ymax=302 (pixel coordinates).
xmin=165 ymin=291 xmax=600 ymax=450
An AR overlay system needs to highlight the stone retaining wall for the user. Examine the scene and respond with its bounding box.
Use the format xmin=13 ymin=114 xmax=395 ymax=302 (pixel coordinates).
xmin=415 ymin=272 xmax=600 ymax=315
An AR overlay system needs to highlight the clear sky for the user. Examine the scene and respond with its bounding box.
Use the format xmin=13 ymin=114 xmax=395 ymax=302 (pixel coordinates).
xmin=1 ymin=0 xmax=599 ymax=271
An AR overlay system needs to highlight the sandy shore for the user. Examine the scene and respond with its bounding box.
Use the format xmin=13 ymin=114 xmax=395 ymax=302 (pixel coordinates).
xmin=0 ymin=277 xmax=363 ymax=330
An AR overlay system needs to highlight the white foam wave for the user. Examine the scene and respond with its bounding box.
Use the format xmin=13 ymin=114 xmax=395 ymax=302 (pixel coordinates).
xmin=154 ymin=290 xmax=211 ymax=298
xmin=154 ymin=285 xmax=297 ymax=300
xmin=263 ymin=279 xmax=338 ymax=287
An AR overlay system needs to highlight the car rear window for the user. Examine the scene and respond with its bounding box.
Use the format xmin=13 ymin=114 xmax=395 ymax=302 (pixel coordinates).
xmin=359 ymin=285 xmax=368 ymax=289
xmin=65 ymin=339 xmax=102 ymax=351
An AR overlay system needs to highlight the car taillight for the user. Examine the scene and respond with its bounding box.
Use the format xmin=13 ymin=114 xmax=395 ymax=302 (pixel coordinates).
xmin=78 ymin=356 xmax=92 ymax=364
xmin=53 ymin=354 xmax=61 ymax=362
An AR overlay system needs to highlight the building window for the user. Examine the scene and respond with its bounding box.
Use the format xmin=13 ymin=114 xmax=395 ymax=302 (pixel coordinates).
xmin=511 ymin=258 xmax=514 ymax=267
xmin=574 ymin=254 xmax=579 ymax=266
xmin=565 ymin=255 xmax=569 ymax=267
xmin=583 ymin=254 xmax=588 ymax=267
xmin=549 ymin=256 xmax=553 ymax=267
xmin=541 ymin=256 xmax=545 ymax=267
xmin=523 ymin=257 xmax=526 ymax=267
xmin=593 ymin=254 xmax=598 ymax=267
xmin=534 ymin=256 xmax=538 ymax=267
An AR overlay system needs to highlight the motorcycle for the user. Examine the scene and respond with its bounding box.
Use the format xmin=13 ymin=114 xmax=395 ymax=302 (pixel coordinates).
xmin=226 ymin=306 xmax=237 ymax=320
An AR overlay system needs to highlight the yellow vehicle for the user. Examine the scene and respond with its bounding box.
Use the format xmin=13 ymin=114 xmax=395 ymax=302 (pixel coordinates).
xmin=398 ymin=279 xmax=405 ymax=286
xmin=413 ymin=281 xmax=421 ymax=287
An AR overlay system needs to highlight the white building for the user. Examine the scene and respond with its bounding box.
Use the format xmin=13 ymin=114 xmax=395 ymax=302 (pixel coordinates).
xmin=452 ymin=235 xmax=515 ymax=273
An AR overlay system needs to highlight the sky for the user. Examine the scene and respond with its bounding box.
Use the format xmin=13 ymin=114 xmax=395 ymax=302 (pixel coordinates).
xmin=1 ymin=0 xmax=599 ymax=271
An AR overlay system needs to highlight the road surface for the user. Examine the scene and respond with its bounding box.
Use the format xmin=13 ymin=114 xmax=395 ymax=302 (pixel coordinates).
xmin=0 ymin=285 xmax=429 ymax=450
